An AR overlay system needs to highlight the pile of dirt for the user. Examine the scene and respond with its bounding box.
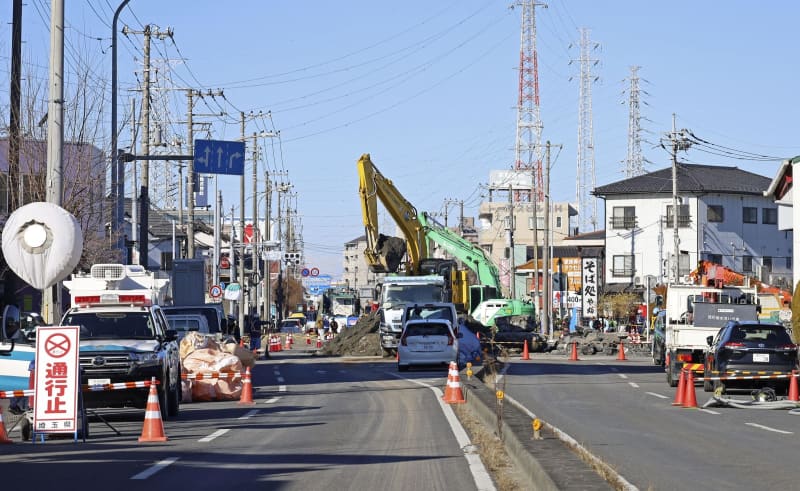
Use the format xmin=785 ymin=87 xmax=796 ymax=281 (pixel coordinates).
xmin=319 ymin=310 xmax=384 ymax=356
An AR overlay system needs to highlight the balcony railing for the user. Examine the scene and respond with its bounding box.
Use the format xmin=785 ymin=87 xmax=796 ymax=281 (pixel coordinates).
xmin=610 ymin=217 xmax=637 ymax=229
xmin=663 ymin=215 xmax=692 ymax=227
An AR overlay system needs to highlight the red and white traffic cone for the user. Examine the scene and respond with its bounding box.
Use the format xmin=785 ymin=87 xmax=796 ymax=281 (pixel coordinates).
xmin=442 ymin=361 xmax=466 ymax=404
xmin=672 ymin=368 xmax=686 ymax=406
xmin=138 ymin=377 xmax=168 ymax=442
xmin=682 ymin=369 xmax=699 ymax=409
xmin=788 ymin=370 xmax=799 ymax=402
xmin=238 ymin=367 xmax=255 ymax=406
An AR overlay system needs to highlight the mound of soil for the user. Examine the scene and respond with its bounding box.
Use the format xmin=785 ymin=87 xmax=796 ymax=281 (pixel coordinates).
xmin=320 ymin=310 xmax=383 ymax=356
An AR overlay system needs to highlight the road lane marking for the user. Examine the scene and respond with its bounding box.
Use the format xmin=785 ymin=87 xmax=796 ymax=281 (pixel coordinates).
xmin=278 ymin=385 xmax=287 ymax=392
xmin=746 ymin=422 xmax=793 ymax=435
xmin=628 ymin=382 xmax=639 ymax=388
xmin=276 ymin=376 xmax=285 ymax=383
xmin=238 ymin=410 xmax=259 ymax=420
xmin=198 ymin=429 xmax=230 ymax=442
xmin=700 ymin=409 xmax=720 ymax=415
xmin=130 ymin=457 xmax=179 ymax=480
xmin=263 ymin=397 xmax=279 ymax=404
xmin=391 ymin=373 xmax=495 ymax=491
xmin=646 ymin=392 xmax=669 ymax=399
xmin=618 ymin=373 xmax=628 ymax=379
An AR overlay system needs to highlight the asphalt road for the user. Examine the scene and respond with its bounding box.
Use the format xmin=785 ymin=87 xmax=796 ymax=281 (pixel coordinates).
xmin=500 ymin=352 xmax=799 ymax=490
xmin=0 ymin=354 xmax=493 ymax=491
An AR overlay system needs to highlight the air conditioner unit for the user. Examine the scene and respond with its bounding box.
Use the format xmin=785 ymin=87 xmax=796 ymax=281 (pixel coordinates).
xmin=633 ymin=276 xmax=642 ymax=287
xmin=681 ymin=275 xmax=692 ymax=284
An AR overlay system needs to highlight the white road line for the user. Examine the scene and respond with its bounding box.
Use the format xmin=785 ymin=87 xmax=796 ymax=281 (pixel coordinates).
xmin=746 ymin=422 xmax=793 ymax=435
xmin=198 ymin=429 xmax=230 ymax=442
xmin=273 ymin=370 xmax=280 ymax=376
xmin=610 ymin=367 xmax=620 ymax=372
xmin=276 ymin=376 xmax=285 ymax=383
xmin=130 ymin=457 xmax=179 ymax=480
xmin=238 ymin=410 xmax=259 ymax=420
xmin=263 ymin=397 xmax=279 ymax=404
xmin=646 ymin=392 xmax=669 ymax=399
xmin=391 ymin=373 xmax=495 ymax=491
xmin=700 ymin=409 xmax=720 ymax=415
xmin=278 ymin=385 xmax=287 ymax=392
xmin=628 ymin=382 xmax=640 ymax=388
xmin=618 ymin=373 xmax=628 ymax=379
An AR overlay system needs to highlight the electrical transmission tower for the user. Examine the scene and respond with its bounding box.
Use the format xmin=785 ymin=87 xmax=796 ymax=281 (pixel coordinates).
xmin=513 ymin=0 xmax=546 ymax=203
xmin=623 ymin=66 xmax=646 ymax=178
xmin=574 ymin=27 xmax=599 ymax=232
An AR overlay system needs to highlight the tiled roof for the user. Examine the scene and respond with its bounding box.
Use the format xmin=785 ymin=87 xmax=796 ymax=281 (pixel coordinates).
xmin=593 ymin=164 xmax=771 ymax=197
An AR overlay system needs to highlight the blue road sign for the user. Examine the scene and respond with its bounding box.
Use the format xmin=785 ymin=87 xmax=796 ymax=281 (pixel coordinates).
xmin=194 ymin=139 xmax=245 ymax=175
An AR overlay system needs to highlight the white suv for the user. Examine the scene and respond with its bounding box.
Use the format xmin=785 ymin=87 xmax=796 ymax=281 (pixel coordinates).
xmin=397 ymin=318 xmax=459 ymax=371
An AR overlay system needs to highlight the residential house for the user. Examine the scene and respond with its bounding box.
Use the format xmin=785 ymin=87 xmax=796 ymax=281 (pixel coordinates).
xmin=594 ymin=164 xmax=792 ymax=292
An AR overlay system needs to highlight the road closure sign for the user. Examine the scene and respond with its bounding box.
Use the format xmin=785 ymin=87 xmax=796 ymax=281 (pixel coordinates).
xmin=33 ymin=326 xmax=80 ymax=434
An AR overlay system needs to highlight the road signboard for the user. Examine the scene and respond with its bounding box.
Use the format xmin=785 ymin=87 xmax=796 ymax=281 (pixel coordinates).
xmin=209 ymin=284 xmax=223 ymax=299
xmin=310 ymin=267 xmax=320 ymax=277
xmin=301 ymin=268 xmax=310 ymax=277
xmin=224 ymin=283 xmax=242 ymax=301
xmin=301 ymin=274 xmax=332 ymax=289
xmin=193 ymin=139 xmax=245 ymax=176
xmin=33 ymin=326 xmax=80 ymax=434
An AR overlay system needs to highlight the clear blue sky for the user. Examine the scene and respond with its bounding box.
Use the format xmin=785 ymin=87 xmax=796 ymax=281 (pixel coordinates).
xmin=2 ymin=1 xmax=799 ymax=279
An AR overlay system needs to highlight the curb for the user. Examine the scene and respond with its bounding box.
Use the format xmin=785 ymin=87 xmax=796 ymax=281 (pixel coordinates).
xmin=461 ymin=366 xmax=615 ymax=491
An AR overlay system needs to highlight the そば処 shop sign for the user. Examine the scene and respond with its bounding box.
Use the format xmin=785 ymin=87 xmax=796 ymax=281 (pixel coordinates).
xmin=581 ymin=258 xmax=599 ymax=319
xmin=34 ymin=326 xmax=80 ymax=433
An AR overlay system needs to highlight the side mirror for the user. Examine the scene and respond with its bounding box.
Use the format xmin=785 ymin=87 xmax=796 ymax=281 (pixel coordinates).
xmin=164 ymin=329 xmax=179 ymax=342
xmin=706 ymin=335 xmax=714 ymax=347
xmin=0 ymin=305 xmax=21 ymax=354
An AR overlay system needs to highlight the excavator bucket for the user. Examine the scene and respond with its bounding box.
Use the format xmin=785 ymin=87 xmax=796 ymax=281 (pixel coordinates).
xmin=366 ymin=234 xmax=407 ymax=274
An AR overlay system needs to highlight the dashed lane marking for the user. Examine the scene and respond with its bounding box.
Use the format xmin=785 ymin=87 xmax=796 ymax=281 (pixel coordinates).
xmin=198 ymin=429 xmax=230 ymax=442
xmin=263 ymin=397 xmax=279 ymax=404
xmin=628 ymin=382 xmax=640 ymax=388
xmin=700 ymin=409 xmax=720 ymax=415
xmin=618 ymin=374 xmax=628 ymax=379
xmin=746 ymin=422 xmax=793 ymax=435
xmin=130 ymin=457 xmax=179 ymax=480
xmin=646 ymin=392 xmax=669 ymax=399
xmin=238 ymin=410 xmax=259 ymax=420
xmin=276 ymin=377 xmax=285 ymax=383
xmin=278 ymin=385 xmax=287 ymax=392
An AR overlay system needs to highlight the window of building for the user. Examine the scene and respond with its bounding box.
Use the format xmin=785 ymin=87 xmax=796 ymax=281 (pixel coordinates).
xmin=707 ymin=205 xmax=724 ymax=222
xmin=742 ymin=207 xmax=757 ymax=224
xmin=762 ymin=256 xmax=772 ymax=272
xmin=705 ymin=253 xmax=722 ymax=264
xmin=787 ymin=256 xmax=792 ymax=270
xmin=762 ymin=208 xmax=777 ymax=225
xmin=612 ymin=255 xmax=634 ymax=276
xmin=678 ymin=252 xmax=691 ymax=276
xmin=555 ymin=216 xmax=562 ymax=228
xmin=666 ymin=204 xmax=691 ymax=227
xmin=742 ymin=255 xmax=753 ymax=272
xmin=527 ymin=216 xmax=544 ymax=230
xmin=611 ymin=206 xmax=636 ymax=229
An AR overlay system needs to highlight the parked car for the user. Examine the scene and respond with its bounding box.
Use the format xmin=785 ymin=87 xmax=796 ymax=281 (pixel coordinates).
xmin=165 ymin=313 xmax=212 ymax=340
xmin=704 ymin=321 xmax=798 ymax=393
xmin=278 ymin=318 xmax=303 ymax=334
xmin=397 ymin=319 xmax=459 ymax=372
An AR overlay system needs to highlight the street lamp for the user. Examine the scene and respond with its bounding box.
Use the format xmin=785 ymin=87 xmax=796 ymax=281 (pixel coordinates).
xmin=111 ymin=0 xmax=131 ymax=262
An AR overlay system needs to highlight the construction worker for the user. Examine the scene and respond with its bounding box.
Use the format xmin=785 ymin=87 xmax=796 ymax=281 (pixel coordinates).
xmin=330 ymin=317 xmax=339 ymax=335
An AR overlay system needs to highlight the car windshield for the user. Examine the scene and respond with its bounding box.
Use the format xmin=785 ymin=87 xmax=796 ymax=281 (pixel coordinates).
xmin=64 ymin=311 xmax=155 ymax=339
xmin=167 ymin=318 xmax=203 ymax=334
xmin=732 ymin=326 xmax=792 ymax=345
xmin=162 ymin=307 xmax=220 ymax=333
xmin=384 ymin=285 xmax=442 ymax=304
xmin=405 ymin=306 xmax=454 ymax=323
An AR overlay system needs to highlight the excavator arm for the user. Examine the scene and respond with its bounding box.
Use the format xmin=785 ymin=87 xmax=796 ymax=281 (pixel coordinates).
xmin=357 ymin=153 xmax=427 ymax=274
xmin=418 ymin=211 xmax=501 ymax=290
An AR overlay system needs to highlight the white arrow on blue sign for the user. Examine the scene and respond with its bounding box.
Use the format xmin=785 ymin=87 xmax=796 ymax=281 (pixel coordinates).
xmin=194 ymin=139 xmax=245 ymax=176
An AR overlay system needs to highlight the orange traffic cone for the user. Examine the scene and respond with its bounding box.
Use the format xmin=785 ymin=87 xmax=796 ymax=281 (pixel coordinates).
xmin=284 ymin=336 xmax=291 ymax=350
xmin=568 ymin=341 xmax=580 ymax=361
xmin=0 ymin=405 xmax=13 ymax=444
xmin=442 ymin=361 xmax=466 ymax=404
xmin=682 ymin=369 xmax=698 ymax=408
xmin=238 ymin=367 xmax=255 ymax=406
xmin=306 ymin=333 xmax=311 ymax=345
xmin=521 ymin=339 xmax=530 ymax=360
xmin=138 ymin=377 xmax=168 ymax=442
xmin=616 ymin=341 xmax=627 ymax=361
xmin=672 ymin=368 xmax=686 ymax=406
xmin=788 ymin=370 xmax=799 ymax=402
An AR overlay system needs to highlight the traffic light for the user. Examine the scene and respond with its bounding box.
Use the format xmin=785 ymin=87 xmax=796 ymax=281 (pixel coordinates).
xmin=283 ymin=251 xmax=302 ymax=265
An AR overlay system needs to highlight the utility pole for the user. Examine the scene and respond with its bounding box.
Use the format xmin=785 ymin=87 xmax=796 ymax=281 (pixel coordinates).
xmin=43 ymin=0 xmax=65 ymax=324
xmin=239 ymin=112 xmax=247 ymax=339
xmin=263 ymin=168 xmax=272 ymax=323
xmin=508 ymin=185 xmax=516 ymax=299
xmin=251 ymin=132 xmax=259 ymax=317
xmin=667 ymin=114 xmax=691 ymax=283
xmin=542 ymin=142 xmax=551 ymax=339
xmin=130 ymin=99 xmax=138 ymax=264
xmin=123 ymin=24 xmax=173 ymax=267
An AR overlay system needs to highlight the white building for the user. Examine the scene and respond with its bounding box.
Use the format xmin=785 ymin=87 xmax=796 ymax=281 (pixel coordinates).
xmin=594 ymin=164 xmax=792 ymax=291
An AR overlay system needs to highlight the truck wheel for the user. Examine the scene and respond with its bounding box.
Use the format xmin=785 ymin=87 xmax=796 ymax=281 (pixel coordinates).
xmin=667 ymin=367 xmax=678 ymax=387
xmin=167 ymin=378 xmax=180 ymax=417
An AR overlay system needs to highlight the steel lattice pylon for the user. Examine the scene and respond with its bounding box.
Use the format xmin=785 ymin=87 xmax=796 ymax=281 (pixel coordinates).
xmin=624 ymin=66 xmax=646 ymax=178
xmin=575 ymin=27 xmax=598 ymax=232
